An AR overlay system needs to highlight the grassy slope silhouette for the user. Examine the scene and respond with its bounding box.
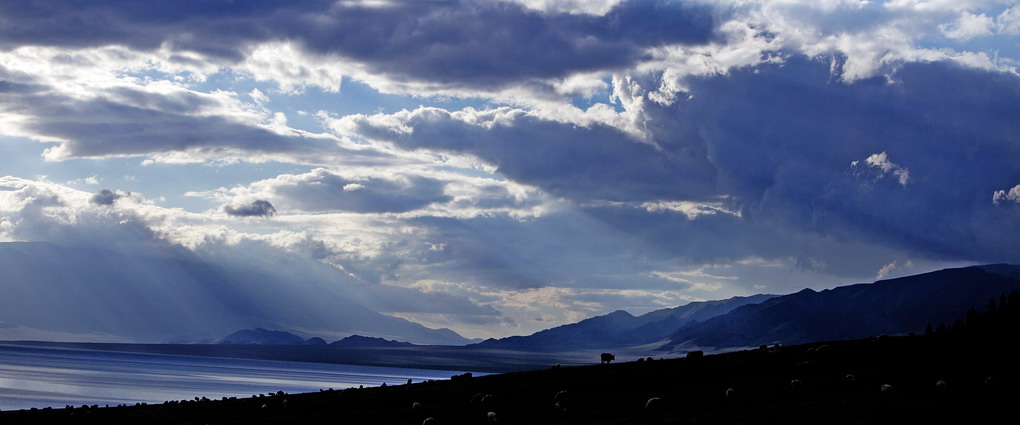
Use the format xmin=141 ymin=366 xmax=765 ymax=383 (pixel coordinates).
xmin=4 ymin=292 xmax=1018 ymax=424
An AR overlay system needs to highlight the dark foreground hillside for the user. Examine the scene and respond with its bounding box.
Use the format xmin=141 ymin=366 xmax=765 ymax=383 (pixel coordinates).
xmin=3 ymin=294 xmax=1019 ymax=424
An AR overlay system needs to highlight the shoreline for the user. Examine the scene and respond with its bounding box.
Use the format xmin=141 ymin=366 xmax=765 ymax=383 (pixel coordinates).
xmin=3 ymin=335 xmax=1018 ymax=424
xmin=0 ymin=340 xmax=602 ymax=374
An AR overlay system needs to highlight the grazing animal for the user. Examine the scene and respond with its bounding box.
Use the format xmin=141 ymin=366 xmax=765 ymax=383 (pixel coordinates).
xmin=601 ymin=353 xmax=615 ymax=364
xmin=423 ymin=417 xmax=436 ymax=425
xmin=470 ymin=393 xmax=484 ymax=404
xmin=645 ymin=397 xmax=662 ymax=410
xmin=686 ymin=350 xmax=704 ymax=359
xmin=881 ymin=384 xmax=894 ymax=395
xmin=412 ymin=402 xmax=423 ymax=412
xmin=725 ymin=388 xmax=736 ymax=399
xmin=487 ymin=411 xmax=498 ymax=422
xmin=936 ymin=380 xmax=947 ymax=391
xmin=790 ymin=379 xmax=804 ymax=392
xmin=554 ymin=391 xmax=568 ymax=402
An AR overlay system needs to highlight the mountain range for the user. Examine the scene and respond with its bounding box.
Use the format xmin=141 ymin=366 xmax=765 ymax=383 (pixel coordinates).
xmin=3 ymin=238 xmax=1018 ymax=355
xmin=218 ymin=328 xmax=327 ymax=345
xmin=472 ymin=294 xmax=776 ymax=351
xmin=470 ymin=265 xmax=1020 ymax=354
xmin=659 ymin=264 xmax=1020 ymax=351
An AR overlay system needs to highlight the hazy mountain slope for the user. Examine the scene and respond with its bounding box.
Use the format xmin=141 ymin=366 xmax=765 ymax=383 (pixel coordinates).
xmin=329 ymin=335 xmax=415 ymax=347
xmin=218 ymin=328 xmax=327 ymax=345
xmin=474 ymin=294 xmax=775 ymax=351
xmin=0 ymin=241 xmax=471 ymax=345
xmin=661 ymin=265 xmax=1020 ymax=350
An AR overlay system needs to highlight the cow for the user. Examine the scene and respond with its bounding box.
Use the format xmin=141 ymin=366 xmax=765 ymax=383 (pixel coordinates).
xmin=600 ymin=353 xmax=615 ymax=364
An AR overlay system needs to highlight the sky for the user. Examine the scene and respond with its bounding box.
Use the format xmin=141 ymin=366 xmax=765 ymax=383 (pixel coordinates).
xmin=1 ymin=0 xmax=1019 ymax=341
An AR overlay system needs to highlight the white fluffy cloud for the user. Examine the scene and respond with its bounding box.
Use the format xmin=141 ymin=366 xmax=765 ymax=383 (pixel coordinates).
xmin=1 ymin=0 xmax=1019 ymax=341
xmin=941 ymin=11 xmax=996 ymax=40
xmin=993 ymin=184 xmax=1020 ymax=204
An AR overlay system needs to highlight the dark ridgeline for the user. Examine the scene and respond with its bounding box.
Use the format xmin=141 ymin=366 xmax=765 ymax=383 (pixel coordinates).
xmin=218 ymin=328 xmax=326 ymax=345
xmin=473 ymin=294 xmax=777 ymax=351
xmin=4 ymin=277 xmax=1020 ymax=423
xmin=2 ymin=291 xmax=1018 ymax=423
xmin=661 ymin=264 xmax=1020 ymax=350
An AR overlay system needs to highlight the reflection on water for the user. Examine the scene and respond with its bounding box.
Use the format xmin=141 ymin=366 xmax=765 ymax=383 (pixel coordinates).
xmin=0 ymin=344 xmax=475 ymax=410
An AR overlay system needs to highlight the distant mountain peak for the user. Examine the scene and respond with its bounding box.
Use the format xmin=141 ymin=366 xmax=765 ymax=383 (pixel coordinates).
xmin=472 ymin=294 xmax=776 ymax=351
xmin=330 ymin=335 xmax=414 ymax=347
xmin=217 ymin=328 xmax=321 ymax=345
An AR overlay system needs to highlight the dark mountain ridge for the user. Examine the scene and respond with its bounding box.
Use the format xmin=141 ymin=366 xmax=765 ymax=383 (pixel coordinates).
xmin=217 ymin=328 xmax=327 ymax=345
xmin=661 ymin=264 xmax=1020 ymax=350
xmin=329 ymin=335 xmax=415 ymax=348
xmin=473 ymin=294 xmax=775 ymax=351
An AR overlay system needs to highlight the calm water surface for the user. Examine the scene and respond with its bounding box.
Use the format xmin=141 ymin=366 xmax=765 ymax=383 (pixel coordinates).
xmin=0 ymin=344 xmax=478 ymax=410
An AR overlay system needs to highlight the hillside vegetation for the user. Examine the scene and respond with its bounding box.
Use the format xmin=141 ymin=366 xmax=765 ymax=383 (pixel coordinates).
xmin=4 ymin=292 xmax=1018 ymax=424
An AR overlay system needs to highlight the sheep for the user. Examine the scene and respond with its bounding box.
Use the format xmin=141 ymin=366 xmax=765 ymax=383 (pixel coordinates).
xmin=645 ymin=397 xmax=662 ymax=411
xmin=725 ymin=388 xmax=736 ymax=399
xmin=881 ymin=384 xmax=894 ymax=395
xmin=554 ymin=390 xmax=568 ymax=403
xmin=601 ymin=352 xmax=615 ymax=364
xmin=984 ymin=376 xmax=1000 ymax=394
xmin=471 ymin=393 xmax=485 ymax=404
xmin=481 ymin=394 xmax=495 ymax=405
xmin=423 ymin=417 xmax=436 ymax=425
xmin=790 ymin=379 xmax=804 ymax=392
xmin=936 ymin=380 xmax=947 ymax=391
xmin=686 ymin=350 xmax=704 ymax=359
xmin=412 ymin=401 xmax=423 ymax=412
xmin=487 ymin=411 xmax=498 ymax=422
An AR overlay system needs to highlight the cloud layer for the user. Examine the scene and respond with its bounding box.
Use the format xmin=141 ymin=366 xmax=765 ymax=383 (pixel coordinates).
xmin=1 ymin=0 xmax=1019 ymax=340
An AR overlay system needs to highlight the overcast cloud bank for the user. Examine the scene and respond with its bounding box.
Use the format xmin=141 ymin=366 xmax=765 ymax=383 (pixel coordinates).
xmin=1 ymin=0 xmax=1018 ymax=340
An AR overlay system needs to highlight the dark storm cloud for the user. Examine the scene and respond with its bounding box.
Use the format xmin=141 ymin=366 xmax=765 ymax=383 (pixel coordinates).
xmin=89 ymin=189 xmax=123 ymax=206
xmin=348 ymin=108 xmax=717 ymax=202
xmin=354 ymin=57 xmax=1020 ymax=268
xmin=269 ymin=169 xmax=452 ymax=213
xmin=669 ymin=58 xmax=1020 ymax=262
xmin=0 ymin=0 xmax=718 ymax=87
xmin=223 ymin=199 xmax=277 ymax=218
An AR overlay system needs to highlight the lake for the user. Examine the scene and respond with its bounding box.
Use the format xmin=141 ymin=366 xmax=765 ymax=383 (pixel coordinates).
xmin=0 ymin=343 xmax=480 ymax=411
